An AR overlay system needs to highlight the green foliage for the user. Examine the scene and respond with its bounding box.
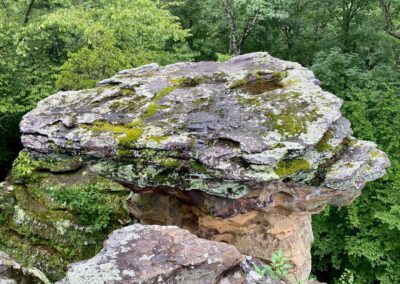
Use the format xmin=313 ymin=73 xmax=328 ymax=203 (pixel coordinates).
xmin=42 ymin=0 xmax=195 ymax=90
xmin=253 ymin=248 xmax=293 ymax=280
xmin=311 ymin=50 xmax=400 ymax=283
xmin=216 ymin=53 xmax=232 ymax=62
xmin=336 ymin=269 xmax=355 ymax=284
xmin=11 ymin=151 xmax=38 ymax=182
xmin=49 ymin=184 xmax=113 ymax=231
xmin=56 ymin=46 xmax=129 ymax=90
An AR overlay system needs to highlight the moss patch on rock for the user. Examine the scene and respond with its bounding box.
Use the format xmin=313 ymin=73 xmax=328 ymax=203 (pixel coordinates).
xmin=0 ymin=168 xmax=131 ymax=281
xmin=274 ymin=159 xmax=311 ymax=177
xmin=264 ymin=92 xmax=320 ymax=136
xmin=82 ymin=120 xmax=145 ymax=147
xmin=316 ymin=130 xmax=334 ymax=153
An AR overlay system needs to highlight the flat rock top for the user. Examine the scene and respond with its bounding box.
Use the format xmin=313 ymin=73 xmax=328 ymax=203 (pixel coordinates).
xmin=20 ymin=52 xmax=390 ymax=199
xmin=21 ymin=52 xmax=341 ymax=154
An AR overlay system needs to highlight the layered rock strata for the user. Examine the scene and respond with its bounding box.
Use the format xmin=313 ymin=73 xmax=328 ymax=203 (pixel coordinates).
xmin=0 ymin=52 xmax=390 ymax=282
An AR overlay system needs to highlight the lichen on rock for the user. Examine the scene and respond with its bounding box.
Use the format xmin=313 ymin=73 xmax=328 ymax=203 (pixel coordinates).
xmin=0 ymin=157 xmax=131 ymax=281
xmin=0 ymin=52 xmax=390 ymax=282
xmin=57 ymin=224 xmax=245 ymax=284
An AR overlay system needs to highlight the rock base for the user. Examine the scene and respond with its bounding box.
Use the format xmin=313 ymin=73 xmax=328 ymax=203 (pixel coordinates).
xmin=129 ymin=193 xmax=313 ymax=281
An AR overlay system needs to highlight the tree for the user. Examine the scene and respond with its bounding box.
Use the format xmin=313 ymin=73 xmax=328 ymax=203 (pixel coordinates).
xmin=379 ymin=0 xmax=400 ymax=40
xmin=311 ymin=48 xmax=400 ymax=284
xmin=219 ymin=0 xmax=288 ymax=55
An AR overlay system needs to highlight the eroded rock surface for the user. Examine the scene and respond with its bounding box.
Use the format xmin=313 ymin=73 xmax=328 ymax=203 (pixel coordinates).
xmin=0 ymin=52 xmax=390 ymax=282
xmin=0 ymin=168 xmax=130 ymax=280
xmin=0 ymin=251 xmax=50 ymax=284
xmin=19 ymin=53 xmax=389 ymax=201
xmin=57 ymin=224 xmax=245 ymax=284
xmin=130 ymin=192 xmax=313 ymax=281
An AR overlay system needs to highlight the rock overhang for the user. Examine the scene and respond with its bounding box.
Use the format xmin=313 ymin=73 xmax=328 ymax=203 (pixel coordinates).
xmin=19 ymin=52 xmax=390 ymax=205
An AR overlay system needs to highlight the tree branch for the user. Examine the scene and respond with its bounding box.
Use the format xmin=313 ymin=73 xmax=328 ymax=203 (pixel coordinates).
xmin=239 ymin=8 xmax=260 ymax=51
xmin=220 ymin=0 xmax=239 ymax=55
xmin=379 ymin=0 xmax=400 ymax=40
xmin=23 ymin=0 xmax=36 ymax=25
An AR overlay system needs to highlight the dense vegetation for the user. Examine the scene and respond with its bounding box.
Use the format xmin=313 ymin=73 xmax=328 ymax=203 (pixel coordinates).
xmin=0 ymin=0 xmax=399 ymax=283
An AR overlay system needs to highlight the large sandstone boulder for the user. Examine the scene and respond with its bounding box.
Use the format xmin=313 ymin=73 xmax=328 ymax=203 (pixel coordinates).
xmin=0 ymin=52 xmax=389 ymax=282
xmin=57 ymin=224 xmax=277 ymax=284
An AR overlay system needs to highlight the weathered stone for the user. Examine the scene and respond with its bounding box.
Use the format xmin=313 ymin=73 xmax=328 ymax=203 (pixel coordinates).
xmin=129 ymin=192 xmax=313 ymax=281
xmin=57 ymin=224 xmax=244 ymax=284
xmin=19 ymin=52 xmax=389 ymax=203
xmin=0 ymin=168 xmax=131 ymax=281
xmin=0 ymin=251 xmax=50 ymax=284
xmin=0 ymin=52 xmax=390 ymax=282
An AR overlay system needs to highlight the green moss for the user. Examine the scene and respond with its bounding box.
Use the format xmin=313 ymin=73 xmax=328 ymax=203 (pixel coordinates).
xmin=195 ymin=97 xmax=208 ymax=106
xmin=81 ymin=121 xmax=145 ymax=148
xmin=230 ymin=78 xmax=248 ymax=88
xmin=110 ymin=99 xmax=147 ymax=112
xmin=143 ymin=102 xmax=159 ymax=118
xmin=370 ymin=149 xmax=384 ymax=158
xmin=238 ymin=97 xmax=261 ymax=107
xmin=117 ymin=149 xmax=130 ymax=157
xmin=316 ymin=130 xmax=334 ymax=152
xmin=170 ymin=77 xmax=201 ymax=86
xmin=344 ymin=163 xmax=355 ymax=168
xmin=35 ymin=155 xmax=82 ymax=173
xmin=264 ymin=92 xmax=319 ymax=136
xmin=274 ymin=159 xmax=311 ymax=177
xmin=119 ymin=88 xmax=134 ymax=96
xmin=118 ymin=128 xmax=144 ymax=147
xmin=90 ymin=122 xmax=128 ymax=133
xmin=272 ymin=71 xmax=287 ymax=79
xmin=150 ymin=79 xmax=185 ymax=107
xmin=0 ymin=169 xmax=131 ymax=281
xmin=126 ymin=118 xmax=144 ymax=128
xmin=109 ymin=101 xmax=122 ymax=110
xmin=171 ymin=77 xmax=187 ymax=85
xmin=191 ymin=160 xmax=208 ymax=173
xmin=153 ymin=86 xmax=177 ymax=101
xmin=148 ymin=135 xmax=169 ymax=144
xmin=159 ymin=158 xmax=180 ymax=167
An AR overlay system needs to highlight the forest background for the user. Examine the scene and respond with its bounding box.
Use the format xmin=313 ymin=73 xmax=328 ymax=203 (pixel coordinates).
xmin=0 ymin=1 xmax=399 ymax=283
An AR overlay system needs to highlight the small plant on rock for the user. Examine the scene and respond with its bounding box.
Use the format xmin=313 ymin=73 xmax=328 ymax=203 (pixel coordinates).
xmin=253 ymin=248 xmax=293 ymax=280
xmin=50 ymin=184 xmax=113 ymax=231
xmin=11 ymin=151 xmax=38 ymax=182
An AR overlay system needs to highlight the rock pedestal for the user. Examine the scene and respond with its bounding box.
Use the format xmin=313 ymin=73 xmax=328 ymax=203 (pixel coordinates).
xmin=0 ymin=52 xmax=390 ymax=282
xmin=130 ymin=193 xmax=313 ymax=280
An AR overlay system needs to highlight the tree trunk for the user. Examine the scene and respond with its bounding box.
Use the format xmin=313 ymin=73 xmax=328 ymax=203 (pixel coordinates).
xmin=23 ymin=0 xmax=36 ymax=25
xmin=379 ymin=0 xmax=400 ymax=40
xmin=220 ymin=0 xmax=240 ymax=55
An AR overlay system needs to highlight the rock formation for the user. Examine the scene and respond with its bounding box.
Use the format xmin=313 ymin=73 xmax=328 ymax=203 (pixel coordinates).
xmin=0 ymin=251 xmax=50 ymax=284
xmin=0 ymin=52 xmax=390 ymax=282
xmin=57 ymin=224 xmax=281 ymax=284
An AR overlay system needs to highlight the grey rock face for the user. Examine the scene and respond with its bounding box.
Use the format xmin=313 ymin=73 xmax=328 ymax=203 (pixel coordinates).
xmin=57 ymin=224 xmax=245 ymax=284
xmin=19 ymin=52 xmax=389 ymax=204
